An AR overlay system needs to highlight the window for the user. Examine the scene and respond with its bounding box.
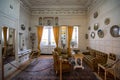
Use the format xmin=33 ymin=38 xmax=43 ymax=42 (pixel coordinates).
xmin=71 ymin=26 xmax=78 ymax=48
xmin=41 ymin=26 xmax=56 ymax=46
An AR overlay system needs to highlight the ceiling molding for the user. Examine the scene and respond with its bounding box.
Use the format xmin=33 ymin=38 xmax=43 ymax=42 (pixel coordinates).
xmin=20 ymin=0 xmax=104 ymax=15
xmin=20 ymin=0 xmax=96 ymax=11
xmin=31 ymin=8 xmax=86 ymax=16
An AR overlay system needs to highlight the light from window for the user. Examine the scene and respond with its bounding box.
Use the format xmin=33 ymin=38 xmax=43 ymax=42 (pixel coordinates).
xmin=71 ymin=26 xmax=78 ymax=48
xmin=41 ymin=26 xmax=56 ymax=46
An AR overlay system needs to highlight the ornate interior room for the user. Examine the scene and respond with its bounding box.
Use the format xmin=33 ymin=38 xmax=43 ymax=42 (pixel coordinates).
xmin=0 ymin=0 xmax=120 ymax=80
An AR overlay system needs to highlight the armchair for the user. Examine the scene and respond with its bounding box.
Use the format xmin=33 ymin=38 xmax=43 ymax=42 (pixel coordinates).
xmin=52 ymin=51 xmax=72 ymax=74
xmin=98 ymin=53 xmax=118 ymax=80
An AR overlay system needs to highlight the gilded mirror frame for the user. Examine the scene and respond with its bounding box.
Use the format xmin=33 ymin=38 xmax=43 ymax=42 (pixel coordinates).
xmin=2 ymin=27 xmax=16 ymax=64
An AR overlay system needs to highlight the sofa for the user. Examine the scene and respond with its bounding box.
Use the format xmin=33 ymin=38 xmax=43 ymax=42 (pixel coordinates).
xmin=83 ymin=48 xmax=108 ymax=72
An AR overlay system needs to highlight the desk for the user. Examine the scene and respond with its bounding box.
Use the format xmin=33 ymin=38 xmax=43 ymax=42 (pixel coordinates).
xmin=73 ymin=52 xmax=84 ymax=69
xmin=73 ymin=49 xmax=80 ymax=54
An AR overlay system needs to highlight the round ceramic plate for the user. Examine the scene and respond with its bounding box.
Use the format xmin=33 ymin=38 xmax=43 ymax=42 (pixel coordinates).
xmin=98 ymin=29 xmax=104 ymax=38
xmin=104 ymin=18 xmax=110 ymax=25
xmin=94 ymin=23 xmax=99 ymax=31
xmin=110 ymin=25 xmax=120 ymax=37
xmin=93 ymin=11 xmax=98 ymax=18
xmin=88 ymin=26 xmax=91 ymax=30
xmin=21 ymin=24 xmax=25 ymax=30
xmin=91 ymin=32 xmax=95 ymax=39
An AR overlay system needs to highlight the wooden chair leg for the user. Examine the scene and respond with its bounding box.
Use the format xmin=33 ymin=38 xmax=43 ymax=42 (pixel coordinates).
xmin=105 ymin=70 xmax=106 ymax=80
xmin=98 ymin=66 xmax=100 ymax=76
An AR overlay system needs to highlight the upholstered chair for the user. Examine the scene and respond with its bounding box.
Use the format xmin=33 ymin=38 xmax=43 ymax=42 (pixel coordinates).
xmin=52 ymin=51 xmax=72 ymax=74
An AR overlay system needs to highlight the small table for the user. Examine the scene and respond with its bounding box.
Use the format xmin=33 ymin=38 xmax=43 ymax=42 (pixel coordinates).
xmin=73 ymin=49 xmax=80 ymax=54
xmin=72 ymin=52 xmax=84 ymax=69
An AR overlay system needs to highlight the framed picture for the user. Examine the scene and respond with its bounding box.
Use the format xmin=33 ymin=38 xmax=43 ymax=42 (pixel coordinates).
xmin=43 ymin=17 xmax=54 ymax=26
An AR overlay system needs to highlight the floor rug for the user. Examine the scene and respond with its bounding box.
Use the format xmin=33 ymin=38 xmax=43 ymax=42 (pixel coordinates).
xmin=12 ymin=58 xmax=99 ymax=80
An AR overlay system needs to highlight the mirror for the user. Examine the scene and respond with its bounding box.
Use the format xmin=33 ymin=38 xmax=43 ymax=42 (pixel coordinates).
xmin=2 ymin=27 xmax=15 ymax=64
xmin=110 ymin=25 xmax=120 ymax=37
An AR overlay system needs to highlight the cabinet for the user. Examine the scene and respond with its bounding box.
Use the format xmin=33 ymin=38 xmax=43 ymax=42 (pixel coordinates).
xmin=18 ymin=49 xmax=31 ymax=64
xmin=60 ymin=26 xmax=67 ymax=48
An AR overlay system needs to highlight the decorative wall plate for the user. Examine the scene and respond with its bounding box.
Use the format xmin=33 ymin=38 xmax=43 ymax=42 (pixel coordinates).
xmin=110 ymin=25 xmax=120 ymax=37
xmin=85 ymin=34 xmax=88 ymax=39
xmin=91 ymin=32 xmax=95 ymax=39
xmin=93 ymin=11 xmax=98 ymax=18
xmin=104 ymin=18 xmax=110 ymax=25
xmin=94 ymin=23 xmax=99 ymax=31
xmin=98 ymin=29 xmax=104 ymax=38
xmin=21 ymin=24 xmax=25 ymax=30
xmin=88 ymin=26 xmax=91 ymax=30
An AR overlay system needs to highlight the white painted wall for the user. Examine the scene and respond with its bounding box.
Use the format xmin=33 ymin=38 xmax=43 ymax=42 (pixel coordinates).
xmin=0 ymin=0 xmax=20 ymax=78
xmin=0 ymin=0 xmax=31 ymax=78
xmin=0 ymin=27 xmax=2 ymax=80
xmin=87 ymin=0 xmax=120 ymax=55
xmin=19 ymin=5 xmax=31 ymax=51
xmin=30 ymin=15 xmax=88 ymax=50
xmin=0 ymin=0 xmax=20 ymax=20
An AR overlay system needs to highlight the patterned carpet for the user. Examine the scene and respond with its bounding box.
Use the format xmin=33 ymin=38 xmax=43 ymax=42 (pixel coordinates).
xmin=12 ymin=58 xmax=99 ymax=80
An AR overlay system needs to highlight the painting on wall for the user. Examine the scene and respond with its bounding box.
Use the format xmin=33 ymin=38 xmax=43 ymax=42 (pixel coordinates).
xmin=43 ymin=17 xmax=54 ymax=26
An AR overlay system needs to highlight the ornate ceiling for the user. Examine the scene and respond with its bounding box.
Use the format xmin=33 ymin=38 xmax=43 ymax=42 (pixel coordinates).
xmin=20 ymin=0 xmax=103 ymax=15
xmin=21 ymin=0 xmax=98 ymax=9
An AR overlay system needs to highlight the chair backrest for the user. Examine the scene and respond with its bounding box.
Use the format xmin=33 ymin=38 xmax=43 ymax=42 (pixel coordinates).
xmin=114 ymin=59 xmax=120 ymax=79
xmin=107 ymin=53 xmax=117 ymax=65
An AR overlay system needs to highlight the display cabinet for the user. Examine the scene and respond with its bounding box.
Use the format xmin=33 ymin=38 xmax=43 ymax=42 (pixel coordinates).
xmin=60 ymin=26 xmax=67 ymax=48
